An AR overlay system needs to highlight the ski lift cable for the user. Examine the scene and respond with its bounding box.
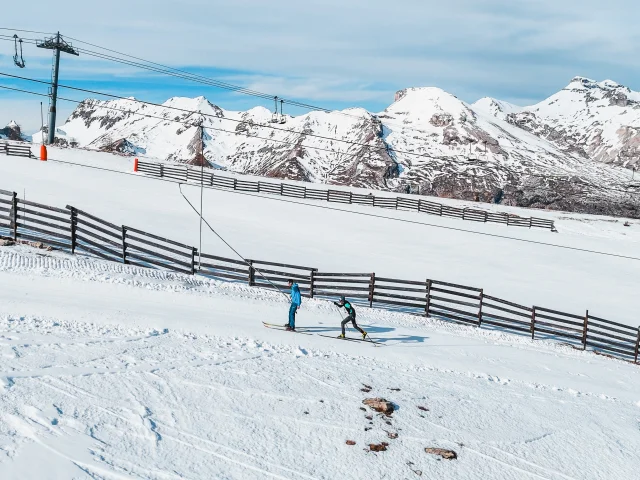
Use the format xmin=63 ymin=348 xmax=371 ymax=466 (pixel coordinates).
xmin=0 ymin=27 xmax=55 ymax=35
xmin=27 ymin=152 xmax=640 ymax=263
xmin=0 ymin=134 xmax=634 ymax=262
xmin=2 ymin=31 xmax=441 ymax=135
xmin=177 ymin=183 xmax=292 ymax=301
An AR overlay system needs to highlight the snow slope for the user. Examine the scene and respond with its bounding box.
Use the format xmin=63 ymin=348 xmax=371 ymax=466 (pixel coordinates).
xmin=1 ymin=148 xmax=639 ymax=326
xmin=1 ymin=145 xmax=639 ymax=478
xmin=1 ymin=245 xmax=639 ymax=479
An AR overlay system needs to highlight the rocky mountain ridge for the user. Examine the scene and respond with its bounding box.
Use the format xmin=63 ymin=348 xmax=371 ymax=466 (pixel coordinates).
xmin=49 ymin=77 xmax=640 ymax=217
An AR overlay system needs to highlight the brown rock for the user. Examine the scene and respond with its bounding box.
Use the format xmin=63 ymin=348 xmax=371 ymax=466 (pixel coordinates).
xmin=425 ymin=448 xmax=457 ymax=460
xmin=0 ymin=239 xmax=15 ymax=246
xmin=363 ymin=398 xmax=394 ymax=415
xmin=386 ymin=431 xmax=398 ymax=439
xmin=346 ymin=440 xmax=356 ymax=446
xmin=417 ymin=406 xmax=429 ymax=412
xmin=369 ymin=442 xmax=389 ymax=452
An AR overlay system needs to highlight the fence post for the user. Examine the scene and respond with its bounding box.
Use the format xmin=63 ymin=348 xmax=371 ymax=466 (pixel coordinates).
xmin=395 ymin=197 xmax=399 ymax=209
xmin=529 ymin=217 xmax=533 ymax=228
xmin=191 ymin=247 xmax=197 ymax=274
xmin=531 ymin=306 xmax=536 ymax=340
xmin=11 ymin=192 xmax=18 ymax=241
xmin=425 ymin=279 xmax=432 ymax=317
xmin=121 ymin=226 xmax=128 ymax=264
xmin=69 ymin=207 xmax=78 ymax=254
xmin=438 ymin=204 xmax=443 ymax=216
xmin=280 ymin=184 xmax=283 ymax=196
xmin=248 ymin=260 xmax=255 ymax=286
xmin=478 ymin=289 xmax=484 ymax=327
xmin=233 ymin=178 xmax=237 ymax=190
xmin=634 ymin=327 xmax=640 ymax=364
xmin=582 ymin=310 xmax=589 ymax=350
xmin=303 ymin=187 xmax=307 ymax=199
xmin=309 ymin=269 xmax=316 ymax=298
xmin=507 ymin=215 xmax=511 ymax=226
xmin=159 ymin=164 xmax=164 ymax=178
xmin=462 ymin=208 xmax=466 ymax=220
xmin=326 ymin=190 xmax=330 ymax=202
xmin=368 ymin=272 xmax=375 ymax=308
xmin=483 ymin=211 xmax=488 ymax=223
xmin=349 ymin=192 xmax=352 ymax=204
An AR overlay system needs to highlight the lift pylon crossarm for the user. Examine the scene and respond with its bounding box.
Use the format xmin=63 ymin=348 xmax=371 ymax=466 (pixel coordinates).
xmin=36 ymin=33 xmax=80 ymax=56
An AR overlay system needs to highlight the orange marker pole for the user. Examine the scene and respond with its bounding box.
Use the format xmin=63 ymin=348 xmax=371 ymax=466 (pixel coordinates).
xmin=40 ymin=144 xmax=47 ymax=161
xmin=134 ymin=158 xmax=139 ymax=172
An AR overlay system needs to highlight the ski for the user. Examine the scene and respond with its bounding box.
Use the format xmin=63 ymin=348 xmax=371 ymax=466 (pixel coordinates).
xmin=262 ymin=323 xmax=381 ymax=344
xmin=317 ymin=334 xmax=382 ymax=346
xmin=262 ymin=322 xmax=313 ymax=335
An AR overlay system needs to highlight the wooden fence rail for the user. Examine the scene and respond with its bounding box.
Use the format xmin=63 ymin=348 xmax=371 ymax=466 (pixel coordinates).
xmin=135 ymin=160 xmax=556 ymax=231
xmin=1 ymin=142 xmax=33 ymax=158
xmin=0 ymin=188 xmax=634 ymax=364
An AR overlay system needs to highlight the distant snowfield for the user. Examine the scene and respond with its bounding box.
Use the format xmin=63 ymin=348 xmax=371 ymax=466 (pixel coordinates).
xmin=0 ymin=245 xmax=639 ymax=479
xmin=2 ymin=148 xmax=639 ymax=325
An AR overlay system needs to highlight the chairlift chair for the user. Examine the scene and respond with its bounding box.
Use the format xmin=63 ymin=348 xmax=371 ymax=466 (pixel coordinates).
xmin=270 ymin=96 xmax=279 ymax=123
xmin=13 ymin=35 xmax=26 ymax=68
xmin=279 ymin=99 xmax=286 ymax=124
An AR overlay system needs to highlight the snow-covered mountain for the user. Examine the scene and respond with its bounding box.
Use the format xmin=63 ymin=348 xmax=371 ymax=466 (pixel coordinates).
xmin=50 ymin=78 xmax=640 ymax=217
xmin=508 ymin=76 xmax=640 ymax=170
xmin=0 ymin=120 xmax=28 ymax=141
xmin=471 ymin=97 xmax=521 ymax=120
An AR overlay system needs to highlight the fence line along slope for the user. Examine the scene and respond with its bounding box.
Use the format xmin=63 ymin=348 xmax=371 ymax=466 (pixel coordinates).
xmin=1 ymin=187 xmax=637 ymax=364
xmin=135 ymin=159 xmax=556 ymax=230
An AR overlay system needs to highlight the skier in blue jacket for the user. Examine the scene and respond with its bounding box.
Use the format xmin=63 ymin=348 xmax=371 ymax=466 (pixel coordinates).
xmin=285 ymin=279 xmax=301 ymax=331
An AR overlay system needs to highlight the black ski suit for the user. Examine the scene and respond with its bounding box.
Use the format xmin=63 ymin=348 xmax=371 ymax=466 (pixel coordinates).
xmin=334 ymin=299 xmax=366 ymax=336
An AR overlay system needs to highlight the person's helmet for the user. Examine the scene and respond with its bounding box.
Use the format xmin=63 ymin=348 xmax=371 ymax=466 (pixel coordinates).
xmin=340 ymin=295 xmax=345 ymax=302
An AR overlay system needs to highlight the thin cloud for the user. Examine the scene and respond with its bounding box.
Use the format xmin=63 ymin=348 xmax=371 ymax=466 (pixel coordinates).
xmin=1 ymin=0 xmax=638 ymax=131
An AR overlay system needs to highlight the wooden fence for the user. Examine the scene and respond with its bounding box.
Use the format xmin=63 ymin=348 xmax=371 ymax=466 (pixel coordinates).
xmin=0 ymin=188 xmax=636 ymax=364
xmin=1 ymin=142 xmax=33 ymax=158
xmin=135 ymin=160 xmax=556 ymax=231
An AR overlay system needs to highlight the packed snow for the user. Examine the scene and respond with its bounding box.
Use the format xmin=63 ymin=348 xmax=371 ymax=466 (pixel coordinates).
xmin=1 ymin=148 xmax=639 ymax=478
xmin=1 ymin=148 xmax=639 ymax=324
xmin=0 ymin=245 xmax=639 ymax=479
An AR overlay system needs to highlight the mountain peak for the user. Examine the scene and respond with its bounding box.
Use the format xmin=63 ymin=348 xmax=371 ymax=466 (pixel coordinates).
xmin=566 ymin=76 xmax=631 ymax=93
xmin=472 ymin=97 xmax=521 ymax=119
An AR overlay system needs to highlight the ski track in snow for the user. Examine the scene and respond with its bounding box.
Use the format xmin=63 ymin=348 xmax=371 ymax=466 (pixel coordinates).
xmin=0 ymin=246 xmax=639 ymax=479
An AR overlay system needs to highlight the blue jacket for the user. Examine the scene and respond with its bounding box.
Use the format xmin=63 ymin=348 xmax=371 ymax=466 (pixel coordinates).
xmin=290 ymin=283 xmax=302 ymax=307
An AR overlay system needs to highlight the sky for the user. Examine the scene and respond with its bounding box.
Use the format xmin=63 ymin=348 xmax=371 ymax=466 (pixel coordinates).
xmin=1 ymin=0 xmax=639 ymax=133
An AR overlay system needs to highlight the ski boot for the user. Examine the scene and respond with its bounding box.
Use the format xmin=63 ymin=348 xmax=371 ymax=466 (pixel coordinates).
xmin=337 ymin=333 xmax=345 ymax=339
xmin=286 ymin=326 xmax=296 ymax=332
xmin=362 ymin=332 xmax=368 ymax=340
